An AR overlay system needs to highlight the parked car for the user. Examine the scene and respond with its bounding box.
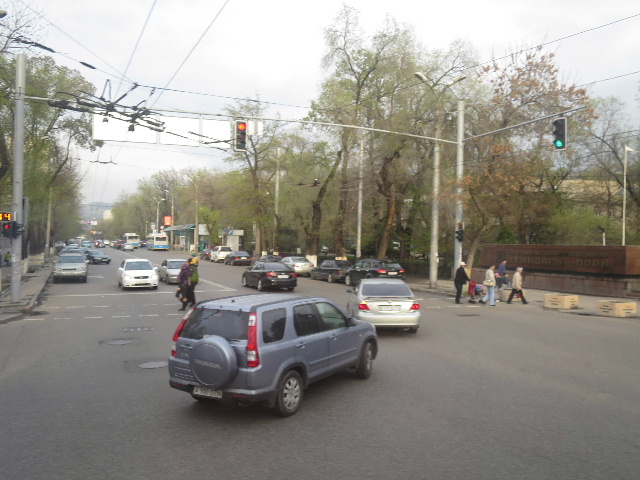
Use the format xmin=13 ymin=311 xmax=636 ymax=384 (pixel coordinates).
xmin=117 ymin=258 xmax=159 ymax=290
xmin=346 ymin=278 xmax=420 ymax=333
xmin=52 ymin=253 xmax=88 ymax=283
xmin=199 ymin=249 xmax=213 ymax=261
xmin=224 ymin=251 xmax=252 ymax=266
xmin=168 ymin=293 xmax=378 ymax=416
xmin=86 ymin=249 xmax=111 ymax=264
xmin=241 ymin=262 xmax=297 ymax=291
xmin=311 ymin=259 xmax=352 ymax=283
xmin=158 ymin=258 xmax=185 ymax=284
xmin=210 ymin=246 xmax=233 ymax=262
xmin=344 ymin=259 xmax=405 ymax=286
xmin=282 ymin=256 xmax=314 ymax=276
xmin=257 ymin=254 xmax=282 ymax=263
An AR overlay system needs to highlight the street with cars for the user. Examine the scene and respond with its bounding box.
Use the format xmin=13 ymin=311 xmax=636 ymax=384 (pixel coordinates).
xmin=1 ymin=247 xmax=640 ymax=479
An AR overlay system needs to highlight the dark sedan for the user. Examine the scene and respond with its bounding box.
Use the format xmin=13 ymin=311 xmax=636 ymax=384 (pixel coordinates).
xmin=311 ymin=259 xmax=352 ymax=283
xmin=86 ymin=249 xmax=111 ymax=264
xmin=224 ymin=251 xmax=252 ymax=266
xmin=241 ymin=262 xmax=297 ymax=291
xmin=344 ymin=258 xmax=405 ymax=286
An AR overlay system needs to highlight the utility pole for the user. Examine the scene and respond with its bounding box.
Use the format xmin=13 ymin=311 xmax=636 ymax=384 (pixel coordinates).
xmin=10 ymin=54 xmax=25 ymax=303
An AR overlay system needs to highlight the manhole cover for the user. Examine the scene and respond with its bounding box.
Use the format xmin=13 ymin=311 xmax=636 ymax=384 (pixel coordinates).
xmin=106 ymin=339 xmax=134 ymax=345
xmin=138 ymin=361 xmax=167 ymax=369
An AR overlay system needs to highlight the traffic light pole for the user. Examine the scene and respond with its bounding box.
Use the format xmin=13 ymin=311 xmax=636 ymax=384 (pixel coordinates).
xmin=10 ymin=54 xmax=25 ymax=303
xmin=454 ymin=100 xmax=465 ymax=273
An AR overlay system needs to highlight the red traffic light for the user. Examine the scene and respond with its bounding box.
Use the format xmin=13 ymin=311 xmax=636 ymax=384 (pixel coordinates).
xmin=236 ymin=122 xmax=247 ymax=131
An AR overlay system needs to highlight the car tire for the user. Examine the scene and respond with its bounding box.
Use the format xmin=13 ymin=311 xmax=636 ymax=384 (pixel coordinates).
xmin=241 ymin=276 xmax=249 ymax=288
xmin=272 ymin=370 xmax=303 ymax=417
xmin=257 ymin=279 xmax=265 ymax=291
xmin=82 ymin=276 xmax=87 ymax=283
xmin=310 ymin=272 xmax=316 ymax=280
xmin=287 ymin=287 xmax=295 ymax=292
xmin=52 ymin=277 xmax=58 ymax=284
xmin=327 ymin=274 xmax=335 ymax=283
xmin=355 ymin=341 xmax=374 ymax=379
xmin=345 ymin=275 xmax=352 ymax=286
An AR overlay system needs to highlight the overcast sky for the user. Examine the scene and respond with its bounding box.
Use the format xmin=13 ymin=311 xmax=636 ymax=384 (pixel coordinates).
xmin=13 ymin=0 xmax=640 ymax=212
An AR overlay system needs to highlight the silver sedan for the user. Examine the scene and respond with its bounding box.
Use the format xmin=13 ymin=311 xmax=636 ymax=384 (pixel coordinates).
xmin=346 ymin=278 xmax=421 ymax=333
xmin=282 ymin=256 xmax=314 ymax=276
xmin=158 ymin=258 xmax=186 ymax=284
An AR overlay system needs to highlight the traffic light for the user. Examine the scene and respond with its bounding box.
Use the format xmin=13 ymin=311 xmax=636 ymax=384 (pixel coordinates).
xmin=2 ymin=221 xmax=13 ymax=238
xmin=552 ymin=117 xmax=567 ymax=150
xmin=455 ymin=229 xmax=464 ymax=242
xmin=233 ymin=120 xmax=248 ymax=152
xmin=12 ymin=221 xmax=23 ymax=239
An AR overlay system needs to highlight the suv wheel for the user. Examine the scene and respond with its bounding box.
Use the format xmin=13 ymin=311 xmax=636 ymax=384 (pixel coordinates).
xmin=327 ymin=274 xmax=335 ymax=283
xmin=272 ymin=370 xmax=303 ymax=417
xmin=345 ymin=275 xmax=352 ymax=286
xmin=355 ymin=341 xmax=374 ymax=379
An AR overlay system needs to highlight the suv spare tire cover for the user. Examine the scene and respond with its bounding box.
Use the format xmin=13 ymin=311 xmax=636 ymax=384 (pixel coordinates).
xmin=190 ymin=336 xmax=238 ymax=388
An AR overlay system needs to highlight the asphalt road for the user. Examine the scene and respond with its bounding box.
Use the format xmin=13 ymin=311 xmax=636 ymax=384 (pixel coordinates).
xmin=1 ymin=248 xmax=639 ymax=480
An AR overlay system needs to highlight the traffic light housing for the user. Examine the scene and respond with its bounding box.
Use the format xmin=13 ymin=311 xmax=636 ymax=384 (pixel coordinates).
xmin=455 ymin=229 xmax=464 ymax=242
xmin=552 ymin=117 xmax=567 ymax=150
xmin=12 ymin=222 xmax=23 ymax=238
xmin=1 ymin=222 xmax=11 ymax=238
xmin=233 ymin=120 xmax=248 ymax=152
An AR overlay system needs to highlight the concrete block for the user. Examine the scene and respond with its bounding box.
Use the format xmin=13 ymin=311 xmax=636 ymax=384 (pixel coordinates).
xmin=596 ymin=300 xmax=637 ymax=317
xmin=544 ymin=294 xmax=579 ymax=309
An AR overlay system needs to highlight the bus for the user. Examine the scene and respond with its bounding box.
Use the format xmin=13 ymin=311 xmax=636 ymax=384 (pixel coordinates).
xmin=122 ymin=233 xmax=140 ymax=248
xmin=146 ymin=233 xmax=169 ymax=250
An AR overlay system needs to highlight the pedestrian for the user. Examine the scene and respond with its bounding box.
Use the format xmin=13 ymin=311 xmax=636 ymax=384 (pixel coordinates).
xmin=454 ymin=261 xmax=470 ymax=304
xmin=506 ymin=267 xmax=528 ymax=304
xmin=480 ymin=264 xmax=497 ymax=306
xmin=497 ymin=260 xmax=508 ymax=289
xmin=185 ymin=255 xmax=199 ymax=307
xmin=177 ymin=259 xmax=192 ymax=311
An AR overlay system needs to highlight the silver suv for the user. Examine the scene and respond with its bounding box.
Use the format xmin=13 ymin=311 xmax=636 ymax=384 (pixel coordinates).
xmin=52 ymin=253 xmax=88 ymax=283
xmin=169 ymin=293 xmax=378 ymax=416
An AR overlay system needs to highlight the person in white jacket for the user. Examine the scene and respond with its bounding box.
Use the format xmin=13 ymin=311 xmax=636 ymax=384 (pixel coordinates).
xmin=506 ymin=267 xmax=528 ymax=304
xmin=480 ymin=264 xmax=497 ymax=306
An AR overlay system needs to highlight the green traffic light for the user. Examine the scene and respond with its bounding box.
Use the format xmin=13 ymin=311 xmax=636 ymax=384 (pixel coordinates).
xmin=555 ymin=140 xmax=565 ymax=148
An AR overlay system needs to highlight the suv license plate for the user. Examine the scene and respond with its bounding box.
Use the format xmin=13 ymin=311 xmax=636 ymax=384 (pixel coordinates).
xmin=193 ymin=386 xmax=223 ymax=398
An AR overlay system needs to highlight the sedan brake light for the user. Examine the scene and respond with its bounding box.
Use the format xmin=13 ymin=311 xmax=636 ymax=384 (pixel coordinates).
xmin=410 ymin=303 xmax=421 ymax=311
xmin=357 ymin=303 xmax=370 ymax=311
xmin=266 ymin=271 xmax=277 ymax=278
xmin=376 ymin=269 xmax=387 ymax=274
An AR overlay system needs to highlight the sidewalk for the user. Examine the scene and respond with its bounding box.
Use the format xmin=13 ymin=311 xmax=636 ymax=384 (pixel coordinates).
xmin=0 ymin=262 xmax=52 ymax=324
xmin=1 ymin=262 xmax=638 ymax=324
xmin=405 ymin=276 xmax=639 ymax=318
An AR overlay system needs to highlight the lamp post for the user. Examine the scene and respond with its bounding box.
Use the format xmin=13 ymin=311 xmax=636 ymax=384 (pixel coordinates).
xmin=154 ymin=197 xmax=165 ymax=234
xmin=415 ymin=72 xmax=466 ymax=288
xmin=164 ymin=189 xmax=174 ymax=249
xmin=622 ymin=145 xmax=635 ymax=246
xmin=10 ymin=53 xmax=25 ymax=303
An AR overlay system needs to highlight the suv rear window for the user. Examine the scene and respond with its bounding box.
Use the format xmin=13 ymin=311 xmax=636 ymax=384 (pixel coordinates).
xmin=181 ymin=308 xmax=249 ymax=341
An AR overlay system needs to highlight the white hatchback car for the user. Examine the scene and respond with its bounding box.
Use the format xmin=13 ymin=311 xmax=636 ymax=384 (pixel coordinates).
xmin=210 ymin=246 xmax=233 ymax=262
xmin=117 ymin=259 xmax=159 ymax=290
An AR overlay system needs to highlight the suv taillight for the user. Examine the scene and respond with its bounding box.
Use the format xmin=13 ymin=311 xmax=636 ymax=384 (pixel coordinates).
xmin=247 ymin=313 xmax=260 ymax=368
xmin=376 ymin=269 xmax=387 ymax=274
xmin=171 ymin=310 xmax=192 ymax=357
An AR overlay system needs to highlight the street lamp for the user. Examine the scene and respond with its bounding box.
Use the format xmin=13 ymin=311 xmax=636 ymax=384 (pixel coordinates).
xmin=164 ymin=189 xmax=174 ymax=249
xmin=415 ymin=72 xmax=466 ymax=288
xmin=622 ymin=145 xmax=635 ymax=246
xmin=153 ymin=197 xmax=165 ymax=234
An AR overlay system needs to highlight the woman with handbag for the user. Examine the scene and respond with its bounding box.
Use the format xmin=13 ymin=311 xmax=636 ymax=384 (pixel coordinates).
xmin=480 ymin=264 xmax=497 ymax=306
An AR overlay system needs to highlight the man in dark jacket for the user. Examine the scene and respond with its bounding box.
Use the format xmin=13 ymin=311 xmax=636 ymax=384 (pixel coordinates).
xmin=454 ymin=261 xmax=471 ymax=304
